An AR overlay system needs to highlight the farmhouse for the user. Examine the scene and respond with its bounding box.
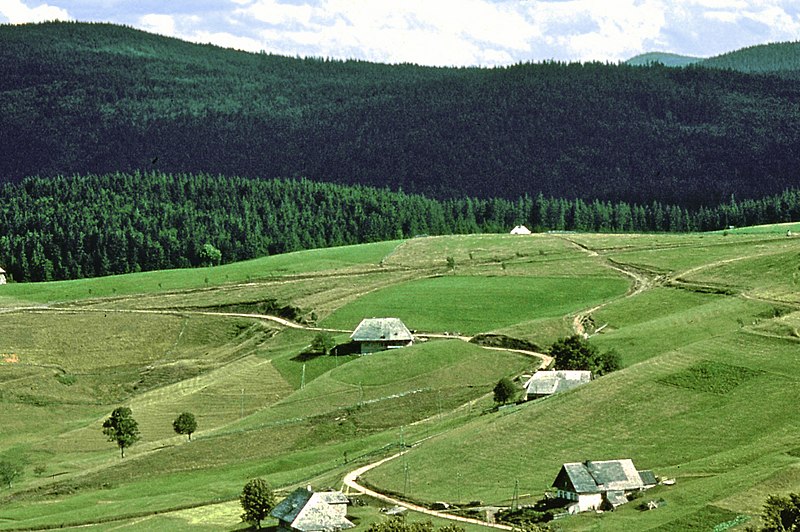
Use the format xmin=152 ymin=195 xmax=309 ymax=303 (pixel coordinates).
xmin=271 ymin=487 xmax=354 ymax=532
xmin=510 ymin=225 xmax=532 ymax=235
xmin=524 ymin=370 xmax=592 ymax=400
xmin=350 ymin=317 xmax=413 ymax=354
xmin=552 ymin=459 xmax=657 ymax=513
xmin=0 ymin=267 xmax=5 ymax=285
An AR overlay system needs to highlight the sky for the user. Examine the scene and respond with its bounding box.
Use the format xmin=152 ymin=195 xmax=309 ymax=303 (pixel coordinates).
xmin=1 ymin=0 xmax=799 ymax=66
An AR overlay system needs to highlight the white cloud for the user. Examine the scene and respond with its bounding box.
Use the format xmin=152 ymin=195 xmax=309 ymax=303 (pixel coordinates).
xmin=233 ymin=0 xmax=541 ymax=65
xmin=523 ymin=0 xmax=669 ymax=61
xmin=8 ymin=0 xmax=798 ymax=65
xmin=139 ymin=14 xmax=176 ymax=37
xmin=0 ymin=0 xmax=72 ymax=23
xmin=742 ymin=5 xmax=800 ymax=35
xmin=236 ymin=0 xmax=314 ymax=26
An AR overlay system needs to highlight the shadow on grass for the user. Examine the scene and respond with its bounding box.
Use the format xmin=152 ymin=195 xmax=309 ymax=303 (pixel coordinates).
xmin=290 ymin=341 xmax=360 ymax=361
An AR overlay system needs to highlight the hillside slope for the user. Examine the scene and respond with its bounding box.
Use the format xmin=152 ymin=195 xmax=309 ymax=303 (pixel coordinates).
xmin=1 ymin=229 xmax=800 ymax=530
xmin=3 ymin=22 xmax=800 ymax=207
xmin=701 ymin=41 xmax=800 ymax=76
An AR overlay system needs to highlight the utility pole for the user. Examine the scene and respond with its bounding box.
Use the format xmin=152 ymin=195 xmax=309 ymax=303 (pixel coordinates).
xmin=240 ymin=388 xmax=244 ymax=418
xmin=403 ymin=460 xmax=410 ymax=496
xmin=300 ymin=363 xmax=306 ymax=390
xmin=512 ymin=479 xmax=519 ymax=511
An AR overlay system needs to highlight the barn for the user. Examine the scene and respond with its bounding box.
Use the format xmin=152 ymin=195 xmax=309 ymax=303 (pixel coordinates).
xmin=524 ymin=370 xmax=592 ymax=400
xmin=552 ymin=459 xmax=657 ymax=513
xmin=350 ymin=317 xmax=413 ymax=354
xmin=271 ymin=487 xmax=354 ymax=532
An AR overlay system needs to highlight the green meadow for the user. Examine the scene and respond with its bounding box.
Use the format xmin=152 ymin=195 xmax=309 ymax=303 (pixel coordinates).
xmin=321 ymin=275 xmax=629 ymax=334
xmin=1 ymin=230 xmax=800 ymax=530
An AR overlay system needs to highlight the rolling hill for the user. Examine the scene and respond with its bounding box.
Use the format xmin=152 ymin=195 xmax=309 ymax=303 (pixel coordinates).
xmin=1 ymin=226 xmax=800 ymax=530
xmin=625 ymin=52 xmax=703 ymax=67
xmin=2 ymin=22 xmax=800 ymax=208
xmin=626 ymin=42 xmax=800 ymax=76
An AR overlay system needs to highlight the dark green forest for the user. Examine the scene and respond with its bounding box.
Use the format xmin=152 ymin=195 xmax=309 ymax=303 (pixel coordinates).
xmin=1 ymin=171 xmax=798 ymax=282
xmin=2 ymin=22 xmax=800 ymax=208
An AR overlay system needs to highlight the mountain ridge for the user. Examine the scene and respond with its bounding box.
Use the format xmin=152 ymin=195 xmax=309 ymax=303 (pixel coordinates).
xmin=2 ymin=22 xmax=800 ymax=208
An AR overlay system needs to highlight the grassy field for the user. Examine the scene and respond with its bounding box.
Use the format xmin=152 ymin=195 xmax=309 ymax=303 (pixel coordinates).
xmin=1 ymin=229 xmax=800 ymax=530
xmin=0 ymin=240 xmax=401 ymax=306
xmin=321 ymin=275 xmax=629 ymax=334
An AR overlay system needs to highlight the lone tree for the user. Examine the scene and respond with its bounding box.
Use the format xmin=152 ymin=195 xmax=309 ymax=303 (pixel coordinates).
xmin=493 ymin=377 xmax=520 ymax=405
xmin=173 ymin=412 xmax=198 ymax=442
xmin=198 ymin=243 xmax=222 ymax=266
xmin=240 ymin=477 xmax=277 ymax=529
xmin=310 ymin=332 xmax=336 ymax=355
xmin=0 ymin=459 xmax=22 ymax=489
xmin=102 ymin=406 xmax=140 ymax=458
xmin=550 ymin=335 xmax=620 ymax=376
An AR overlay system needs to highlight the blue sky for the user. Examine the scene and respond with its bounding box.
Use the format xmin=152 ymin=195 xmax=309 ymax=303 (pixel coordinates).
xmin=2 ymin=0 xmax=799 ymax=66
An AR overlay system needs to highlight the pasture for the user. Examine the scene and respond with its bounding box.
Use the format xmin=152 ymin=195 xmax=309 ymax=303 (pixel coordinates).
xmin=321 ymin=275 xmax=629 ymax=334
xmin=1 ymin=229 xmax=799 ymax=530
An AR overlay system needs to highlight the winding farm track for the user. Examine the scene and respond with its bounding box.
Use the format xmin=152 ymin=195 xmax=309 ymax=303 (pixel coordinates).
xmin=553 ymin=235 xmax=656 ymax=336
xmin=342 ymin=450 xmax=513 ymax=531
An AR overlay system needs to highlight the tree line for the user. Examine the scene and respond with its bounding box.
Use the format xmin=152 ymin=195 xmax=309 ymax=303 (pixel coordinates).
xmin=1 ymin=171 xmax=799 ymax=283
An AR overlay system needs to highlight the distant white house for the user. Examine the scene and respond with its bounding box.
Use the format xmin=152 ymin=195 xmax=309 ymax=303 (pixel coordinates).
xmin=271 ymin=487 xmax=354 ymax=532
xmin=350 ymin=318 xmax=413 ymax=354
xmin=524 ymin=370 xmax=592 ymax=400
xmin=552 ymin=459 xmax=657 ymax=514
xmin=0 ymin=267 xmax=6 ymax=285
xmin=510 ymin=225 xmax=532 ymax=235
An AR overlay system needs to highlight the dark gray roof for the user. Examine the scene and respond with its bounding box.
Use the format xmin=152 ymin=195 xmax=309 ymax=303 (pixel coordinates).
xmin=525 ymin=370 xmax=592 ymax=396
xmin=638 ymin=469 xmax=657 ymax=487
xmin=271 ymin=488 xmax=353 ymax=532
xmin=350 ymin=318 xmax=412 ymax=342
xmin=555 ymin=460 xmax=646 ymax=494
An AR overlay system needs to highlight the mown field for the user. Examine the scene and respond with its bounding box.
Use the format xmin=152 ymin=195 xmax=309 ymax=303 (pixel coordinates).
xmin=1 ymin=231 xmax=799 ymax=530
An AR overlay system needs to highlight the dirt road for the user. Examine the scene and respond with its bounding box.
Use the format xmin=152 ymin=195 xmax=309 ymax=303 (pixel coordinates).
xmin=342 ymin=451 xmax=513 ymax=530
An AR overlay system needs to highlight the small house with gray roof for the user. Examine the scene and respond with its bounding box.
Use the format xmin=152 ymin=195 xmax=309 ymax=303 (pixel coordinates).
xmin=271 ymin=487 xmax=354 ymax=532
xmin=552 ymin=459 xmax=656 ymax=513
xmin=350 ymin=317 xmax=413 ymax=354
xmin=524 ymin=370 xmax=592 ymax=400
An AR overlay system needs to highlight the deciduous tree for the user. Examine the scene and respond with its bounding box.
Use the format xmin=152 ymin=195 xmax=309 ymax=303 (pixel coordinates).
xmin=102 ymin=406 xmax=140 ymax=458
xmin=198 ymin=243 xmax=222 ymax=266
xmin=240 ymin=478 xmax=276 ymax=529
xmin=173 ymin=412 xmax=198 ymax=442
xmin=310 ymin=332 xmax=335 ymax=355
xmin=493 ymin=377 xmax=520 ymax=405
xmin=550 ymin=335 xmax=620 ymax=376
xmin=0 ymin=460 xmax=22 ymax=489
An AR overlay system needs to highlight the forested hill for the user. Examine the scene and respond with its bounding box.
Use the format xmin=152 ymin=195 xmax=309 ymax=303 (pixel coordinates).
xmin=2 ymin=22 xmax=800 ymax=208
xmin=626 ymin=42 xmax=800 ymax=75
xmin=625 ymin=52 xmax=702 ymax=67
xmin=701 ymin=41 xmax=800 ymax=75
